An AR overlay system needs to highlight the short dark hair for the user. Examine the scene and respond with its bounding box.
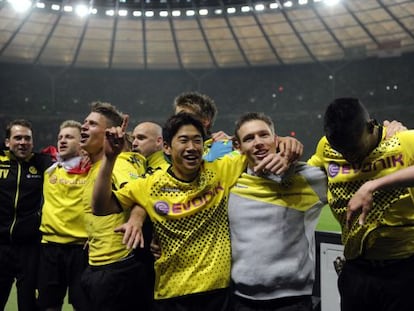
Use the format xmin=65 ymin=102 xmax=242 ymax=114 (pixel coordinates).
xmin=324 ymin=97 xmax=370 ymax=150
xmin=163 ymin=112 xmax=206 ymax=146
xmin=173 ymin=92 xmax=217 ymax=131
xmin=5 ymin=119 xmax=32 ymax=139
xmin=90 ymin=101 xmax=123 ymax=128
xmin=234 ymin=112 xmax=275 ymax=143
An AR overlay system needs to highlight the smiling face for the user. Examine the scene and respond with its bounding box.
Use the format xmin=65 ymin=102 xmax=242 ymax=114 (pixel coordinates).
xmin=58 ymin=126 xmax=81 ymax=161
xmin=5 ymin=125 xmax=33 ymax=161
xmin=164 ymin=124 xmax=204 ymax=181
xmin=236 ymin=119 xmax=278 ymax=169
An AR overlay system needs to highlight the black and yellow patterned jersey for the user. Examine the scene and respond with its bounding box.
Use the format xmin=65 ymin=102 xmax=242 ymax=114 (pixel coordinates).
xmin=145 ymin=150 xmax=169 ymax=173
xmin=41 ymin=158 xmax=89 ymax=244
xmin=114 ymin=153 xmax=246 ymax=299
xmin=308 ymin=128 xmax=414 ymax=260
xmin=83 ymin=151 xmax=146 ymax=266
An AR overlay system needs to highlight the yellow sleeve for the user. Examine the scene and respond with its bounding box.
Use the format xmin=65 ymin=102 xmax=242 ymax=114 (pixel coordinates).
xmin=397 ymin=130 xmax=414 ymax=165
xmin=307 ymin=136 xmax=327 ymax=168
xmin=112 ymin=152 xmax=146 ymax=189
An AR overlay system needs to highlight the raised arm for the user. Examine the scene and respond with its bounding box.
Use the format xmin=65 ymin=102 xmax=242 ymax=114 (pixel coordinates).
xmin=277 ymin=136 xmax=303 ymax=162
xmin=92 ymin=116 xmax=128 ymax=216
xmin=347 ymin=165 xmax=414 ymax=226
xmin=253 ymin=152 xmax=290 ymax=176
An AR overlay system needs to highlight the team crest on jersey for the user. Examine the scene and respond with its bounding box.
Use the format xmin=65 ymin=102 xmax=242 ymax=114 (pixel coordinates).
xmin=27 ymin=166 xmax=42 ymax=179
xmin=29 ymin=166 xmax=38 ymax=174
xmin=49 ymin=174 xmax=58 ymax=184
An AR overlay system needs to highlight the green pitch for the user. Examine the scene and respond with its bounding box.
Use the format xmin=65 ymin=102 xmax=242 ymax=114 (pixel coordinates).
xmin=316 ymin=204 xmax=341 ymax=232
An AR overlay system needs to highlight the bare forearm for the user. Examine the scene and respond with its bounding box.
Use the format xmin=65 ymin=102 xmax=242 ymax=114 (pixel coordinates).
xmin=129 ymin=204 xmax=146 ymax=227
xmin=347 ymin=166 xmax=414 ymax=226
xmin=92 ymin=155 xmax=118 ymax=215
xmin=369 ymin=166 xmax=414 ymax=191
xmin=115 ymin=205 xmax=147 ymax=249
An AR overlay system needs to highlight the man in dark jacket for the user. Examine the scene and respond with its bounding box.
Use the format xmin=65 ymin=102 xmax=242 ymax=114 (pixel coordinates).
xmin=0 ymin=119 xmax=52 ymax=311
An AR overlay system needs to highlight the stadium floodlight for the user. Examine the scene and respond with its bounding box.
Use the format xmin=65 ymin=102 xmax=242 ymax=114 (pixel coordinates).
xmin=172 ymin=10 xmax=181 ymax=17
xmin=51 ymin=4 xmax=60 ymax=11
xmin=105 ymin=9 xmax=114 ymax=16
xmin=36 ymin=2 xmax=45 ymax=9
xmin=227 ymin=7 xmax=236 ymax=14
xmin=283 ymin=1 xmax=293 ymax=8
xmin=63 ymin=5 xmax=73 ymax=12
xmin=214 ymin=8 xmax=222 ymax=15
xmin=241 ymin=5 xmax=250 ymax=12
xmin=118 ymin=9 xmax=128 ymax=17
xmin=186 ymin=10 xmax=195 ymax=16
xmin=133 ymin=10 xmax=142 ymax=17
xmin=269 ymin=3 xmax=279 ymax=9
xmin=8 ymin=0 xmax=32 ymax=12
xmin=298 ymin=0 xmax=308 ymax=4
xmin=160 ymin=10 xmax=168 ymax=17
xmin=324 ymin=0 xmax=340 ymax=6
xmin=199 ymin=8 xmax=208 ymax=16
xmin=254 ymin=4 xmax=265 ymax=11
xmin=75 ymin=4 xmax=89 ymax=17
xmin=145 ymin=10 xmax=154 ymax=17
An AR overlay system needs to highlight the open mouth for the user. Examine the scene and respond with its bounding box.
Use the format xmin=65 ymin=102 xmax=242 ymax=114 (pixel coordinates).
xmin=17 ymin=148 xmax=28 ymax=154
xmin=80 ymin=133 xmax=89 ymax=144
xmin=183 ymin=154 xmax=200 ymax=164
xmin=254 ymin=149 xmax=268 ymax=160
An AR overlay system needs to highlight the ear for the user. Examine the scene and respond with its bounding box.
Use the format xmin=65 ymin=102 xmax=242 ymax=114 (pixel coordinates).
xmin=367 ymin=119 xmax=377 ymax=133
xmin=233 ymin=139 xmax=241 ymax=152
xmin=163 ymin=141 xmax=171 ymax=155
xmin=156 ymin=136 xmax=163 ymax=146
xmin=202 ymin=118 xmax=211 ymax=132
xmin=4 ymin=139 xmax=9 ymax=148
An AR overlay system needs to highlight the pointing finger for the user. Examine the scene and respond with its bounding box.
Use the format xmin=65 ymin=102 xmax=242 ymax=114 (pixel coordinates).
xmin=121 ymin=114 xmax=129 ymax=132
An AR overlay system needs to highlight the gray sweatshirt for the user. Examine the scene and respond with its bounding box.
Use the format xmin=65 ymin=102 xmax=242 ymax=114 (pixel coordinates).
xmin=228 ymin=162 xmax=327 ymax=300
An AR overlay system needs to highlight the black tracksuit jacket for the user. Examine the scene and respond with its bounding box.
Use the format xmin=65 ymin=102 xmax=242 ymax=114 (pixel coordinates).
xmin=0 ymin=150 xmax=51 ymax=244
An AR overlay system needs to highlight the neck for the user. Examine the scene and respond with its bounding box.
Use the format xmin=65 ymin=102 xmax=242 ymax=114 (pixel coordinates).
xmin=89 ymin=149 xmax=104 ymax=164
xmin=369 ymin=125 xmax=383 ymax=151
xmin=170 ymin=166 xmax=198 ymax=182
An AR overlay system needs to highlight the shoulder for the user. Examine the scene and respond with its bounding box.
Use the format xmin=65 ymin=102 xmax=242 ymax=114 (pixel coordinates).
xmin=295 ymin=162 xmax=326 ymax=179
xmin=394 ymin=129 xmax=414 ymax=139
xmin=32 ymin=152 xmax=53 ymax=171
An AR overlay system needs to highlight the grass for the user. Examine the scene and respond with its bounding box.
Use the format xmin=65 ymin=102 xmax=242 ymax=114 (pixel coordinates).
xmin=316 ymin=204 xmax=341 ymax=232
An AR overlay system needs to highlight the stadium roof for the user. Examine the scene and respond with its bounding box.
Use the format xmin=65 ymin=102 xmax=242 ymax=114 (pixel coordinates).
xmin=0 ymin=0 xmax=413 ymax=69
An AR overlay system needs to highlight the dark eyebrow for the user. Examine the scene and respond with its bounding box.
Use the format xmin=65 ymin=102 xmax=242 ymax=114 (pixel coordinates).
xmin=177 ymin=134 xmax=202 ymax=139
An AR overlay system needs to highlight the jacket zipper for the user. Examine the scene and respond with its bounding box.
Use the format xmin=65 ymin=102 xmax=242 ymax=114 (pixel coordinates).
xmin=9 ymin=162 xmax=21 ymax=241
